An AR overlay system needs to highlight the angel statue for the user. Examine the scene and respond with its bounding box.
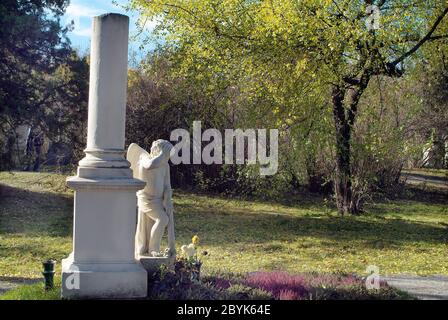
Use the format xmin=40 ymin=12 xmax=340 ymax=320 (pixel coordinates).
xmin=127 ymin=140 xmax=175 ymax=258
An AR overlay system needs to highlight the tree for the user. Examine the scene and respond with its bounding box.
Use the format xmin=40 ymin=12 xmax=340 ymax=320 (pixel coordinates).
xmin=0 ymin=0 xmax=89 ymax=170
xmin=42 ymin=51 xmax=89 ymax=166
xmin=0 ymin=0 xmax=74 ymax=169
xmin=413 ymin=42 xmax=448 ymax=168
xmin=127 ymin=50 xmax=240 ymax=189
xmin=131 ymin=0 xmax=448 ymax=214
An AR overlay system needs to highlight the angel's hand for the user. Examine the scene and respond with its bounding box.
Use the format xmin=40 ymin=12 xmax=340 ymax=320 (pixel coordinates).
xmin=138 ymin=155 xmax=151 ymax=169
xmin=164 ymin=202 xmax=174 ymax=216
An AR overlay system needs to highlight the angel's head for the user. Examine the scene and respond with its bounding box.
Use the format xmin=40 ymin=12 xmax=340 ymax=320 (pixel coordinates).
xmin=150 ymin=139 xmax=173 ymax=159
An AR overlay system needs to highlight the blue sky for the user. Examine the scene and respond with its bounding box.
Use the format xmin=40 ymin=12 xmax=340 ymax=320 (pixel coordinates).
xmin=62 ymin=0 xmax=158 ymax=59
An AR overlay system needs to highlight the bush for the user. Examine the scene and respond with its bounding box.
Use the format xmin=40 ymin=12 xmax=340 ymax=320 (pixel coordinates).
xmin=242 ymin=271 xmax=410 ymax=300
xmin=147 ymin=262 xmax=411 ymax=300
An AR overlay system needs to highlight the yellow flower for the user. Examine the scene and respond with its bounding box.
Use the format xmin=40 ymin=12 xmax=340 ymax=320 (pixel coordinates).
xmin=192 ymin=235 xmax=199 ymax=245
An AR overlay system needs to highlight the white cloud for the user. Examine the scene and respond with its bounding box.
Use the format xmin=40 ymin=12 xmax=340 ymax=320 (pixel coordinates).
xmin=72 ymin=27 xmax=93 ymax=37
xmin=66 ymin=3 xmax=104 ymax=19
xmin=62 ymin=0 xmax=158 ymax=49
xmin=64 ymin=3 xmax=107 ymax=37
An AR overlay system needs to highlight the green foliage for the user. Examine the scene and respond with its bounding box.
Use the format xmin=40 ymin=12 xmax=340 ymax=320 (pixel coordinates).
xmin=0 ymin=1 xmax=88 ymax=170
xmin=223 ymin=283 xmax=272 ymax=300
xmin=130 ymin=0 xmax=448 ymax=214
xmin=0 ymin=0 xmax=71 ymax=119
xmin=232 ymin=165 xmax=296 ymax=199
xmin=147 ymin=258 xmax=270 ymax=300
xmin=410 ymin=41 xmax=448 ymax=168
xmin=126 ymin=51 xmax=241 ymax=189
xmin=130 ymin=0 xmax=448 ymax=108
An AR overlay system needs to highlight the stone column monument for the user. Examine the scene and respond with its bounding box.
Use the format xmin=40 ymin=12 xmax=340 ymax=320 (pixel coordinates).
xmin=61 ymin=13 xmax=147 ymax=299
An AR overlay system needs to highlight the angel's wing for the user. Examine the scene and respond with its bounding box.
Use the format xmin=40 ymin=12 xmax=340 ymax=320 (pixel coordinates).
xmin=126 ymin=143 xmax=150 ymax=179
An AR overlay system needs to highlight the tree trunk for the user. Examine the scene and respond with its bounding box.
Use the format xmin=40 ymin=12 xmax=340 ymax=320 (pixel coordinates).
xmin=331 ymin=86 xmax=355 ymax=215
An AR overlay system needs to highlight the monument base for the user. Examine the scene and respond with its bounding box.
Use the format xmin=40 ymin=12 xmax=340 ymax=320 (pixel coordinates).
xmin=61 ymin=254 xmax=147 ymax=299
xmin=138 ymin=255 xmax=176 ymax=273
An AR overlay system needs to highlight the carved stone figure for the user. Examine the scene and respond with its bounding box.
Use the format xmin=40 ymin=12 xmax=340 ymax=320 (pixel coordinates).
xmin=127 ymin=140 xmax=175 ymax=258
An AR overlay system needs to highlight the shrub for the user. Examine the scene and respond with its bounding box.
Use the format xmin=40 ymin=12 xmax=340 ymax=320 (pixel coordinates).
xmin=223 ymin=284 xmax=272 ymax=300
xmin=243 ymin=271 xmax=309 ymax=300
xmin=242 ymin=271 xmax=409 ymax=300
xmin=147 ymin=265 xmax=410 ymax=300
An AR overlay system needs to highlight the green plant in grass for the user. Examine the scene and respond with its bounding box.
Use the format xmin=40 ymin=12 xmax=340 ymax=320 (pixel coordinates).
xmin=180 ymin=235 xmax=208 ymax=282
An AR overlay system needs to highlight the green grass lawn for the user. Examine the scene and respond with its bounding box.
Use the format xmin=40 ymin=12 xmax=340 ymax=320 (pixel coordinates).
xmin=1 ymin=171 xmax=447 ymax=294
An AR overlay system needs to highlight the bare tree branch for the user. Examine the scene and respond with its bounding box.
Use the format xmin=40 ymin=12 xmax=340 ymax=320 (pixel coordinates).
xmin=391 ymin=6 xmax=448 ymax=66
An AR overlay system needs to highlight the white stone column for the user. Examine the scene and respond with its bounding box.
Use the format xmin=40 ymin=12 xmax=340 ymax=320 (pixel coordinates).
xmin=78 ymin=13 xmax=132 ymax=178
xmin=61 ymin=13 xmax=147 ymax=299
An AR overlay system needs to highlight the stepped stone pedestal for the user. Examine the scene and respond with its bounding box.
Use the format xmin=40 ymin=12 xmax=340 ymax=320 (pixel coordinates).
xmin=61 ymin=13 xmax=147 ymax=299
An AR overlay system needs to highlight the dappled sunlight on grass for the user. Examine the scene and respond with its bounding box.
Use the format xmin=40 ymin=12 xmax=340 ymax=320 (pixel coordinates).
xmin=1 ymin=171 xmax=447 ymax=281
xmin=173 ymin=192 xmax=448 ymax=276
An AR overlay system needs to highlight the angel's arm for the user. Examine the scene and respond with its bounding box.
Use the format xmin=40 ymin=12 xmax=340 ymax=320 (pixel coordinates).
xmin=139 ymin=153 xmax=165 ymax=170
xmin=163 ymin=165 xmax=173 ymax=211
xmin=163 ymin=165 xmax=175 ymax=254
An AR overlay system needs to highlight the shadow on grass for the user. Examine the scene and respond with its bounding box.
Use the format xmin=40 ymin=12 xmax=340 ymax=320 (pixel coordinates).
xmin=176 ymin=189 xmax=329 ymax=211
xmin=0 ymin=277 xmax=41 ymax=295
xmin=174 ymin=192 xmax=448 ymax=248
xmin=1 ymin=183 xmax=446 ymax=254
xmin=398 ymin=186 xmax=448 ymax=205
xmin=0 ymin=184 xmax=72 ymax=236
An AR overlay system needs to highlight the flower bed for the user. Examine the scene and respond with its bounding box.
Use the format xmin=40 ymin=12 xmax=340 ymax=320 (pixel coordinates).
xmin=147 ymin=263 xmax=411 ymax=300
